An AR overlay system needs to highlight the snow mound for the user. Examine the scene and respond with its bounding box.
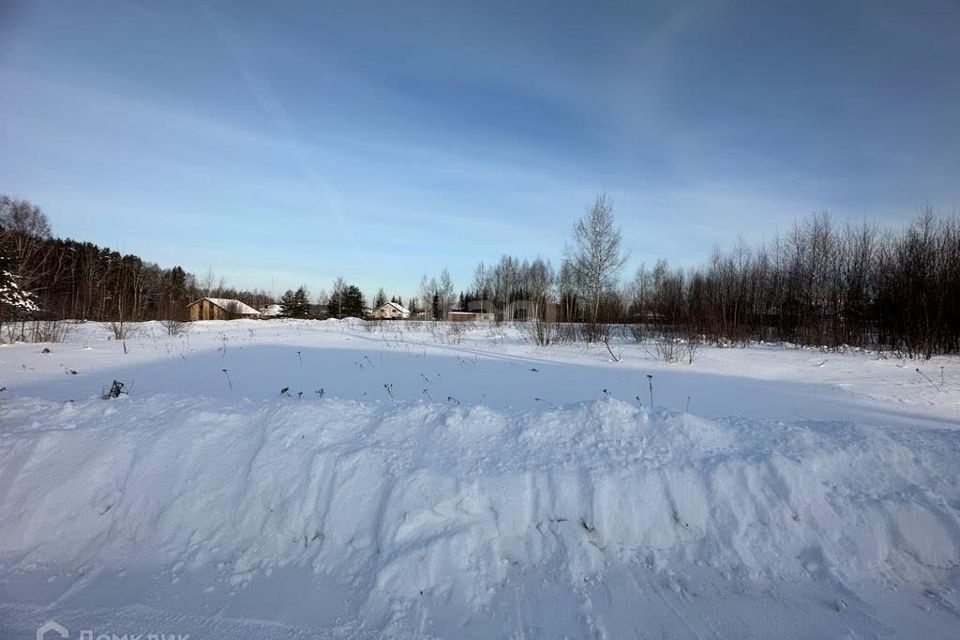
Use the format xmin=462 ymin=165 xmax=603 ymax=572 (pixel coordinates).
xmin=2 ymin=395 xmax=959 ymax=636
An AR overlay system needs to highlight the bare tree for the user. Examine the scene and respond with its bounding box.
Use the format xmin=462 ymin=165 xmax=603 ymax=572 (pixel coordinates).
xmin=566 ymin=195 xmax=628 ymax=327
xmin=331 ymin=277 xmax=346 ymax=319
xmin=200 ymin=268 xmax=216 ymax=296
xmin=556 ymin=259 xmax=578 ymax=322
xmin=471 ymin=261 xmax=489 ymax=316
xmin=0 ymin=196 xmax=51 ymax=238
xmin=419 ymin=275 xmax=437 ymax=319
xmin=437 ymin=268 xmax=455 ymax=318
xmin=526 ymin=257 xmax=554 ymax=319
xmin=315 ymin=288 xmax=329 ymax=308
xmin=492 ymin=255 xmax=522 ymax=320
xmin=0 ymin=196 xmax=53 ymax=296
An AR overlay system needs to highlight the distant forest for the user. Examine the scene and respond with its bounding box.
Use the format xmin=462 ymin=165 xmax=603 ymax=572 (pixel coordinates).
xmin=0 ymin=195 xmax=273 ymax=323
xmin=2 ymin=194 xmax=958 ymax=358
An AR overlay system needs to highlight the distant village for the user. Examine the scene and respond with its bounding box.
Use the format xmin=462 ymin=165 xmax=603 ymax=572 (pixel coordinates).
xmin=187 ymin=296 xmax=496 ymax=323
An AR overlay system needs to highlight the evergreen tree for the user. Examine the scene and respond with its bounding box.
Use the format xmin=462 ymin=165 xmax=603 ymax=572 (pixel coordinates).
xmin=0 ymin=250 xmax=39 ymax=320
xmin=279 ymin=289 xmax=294 ymax=317
xmin=163 ymin=266 xmax=189 ymax=319
xmin=342 ymin=285 xmax=365 ymax=317
xmin=326 ymin=290 xmax=342 ymax=318
xmin=280 ymin=286 xmax=310 ymax=318
xmin=432 ymin=292 xmax=440 ymax=320
xmin=374 ymin=287 xmax=387 ymax=309
xmin=327 ymin=284 xmax=365 ymax=318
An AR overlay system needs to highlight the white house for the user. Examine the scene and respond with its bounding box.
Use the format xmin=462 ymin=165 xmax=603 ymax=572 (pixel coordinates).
xmin=260 ymin=303 xmax=283 ymax=317
xmin=371 ymin=301 xmax=410 ymax=319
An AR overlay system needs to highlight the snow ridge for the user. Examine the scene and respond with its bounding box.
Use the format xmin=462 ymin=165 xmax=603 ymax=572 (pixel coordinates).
xmin=2 ymin=394 xmax=959 ymax=636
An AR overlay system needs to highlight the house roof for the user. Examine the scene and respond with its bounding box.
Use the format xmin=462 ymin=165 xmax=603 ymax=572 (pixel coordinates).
xmin=190 ymin=297 xmax=261 ymax=315
xmin=377 ymin=301 xmax=410 ymax=314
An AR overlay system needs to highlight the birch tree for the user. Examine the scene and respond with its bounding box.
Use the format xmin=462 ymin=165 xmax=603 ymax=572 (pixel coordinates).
xmin=566 ymin=195 xmax=627 ymax=326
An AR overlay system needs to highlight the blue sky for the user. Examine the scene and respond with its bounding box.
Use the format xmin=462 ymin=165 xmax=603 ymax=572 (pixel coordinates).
xmin=2 ymin=0 xmax=958 ymax=299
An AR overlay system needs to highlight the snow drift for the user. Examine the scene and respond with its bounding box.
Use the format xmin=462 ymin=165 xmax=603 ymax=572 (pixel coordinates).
xmin=2 ymin=392 xmax=959 ymax=638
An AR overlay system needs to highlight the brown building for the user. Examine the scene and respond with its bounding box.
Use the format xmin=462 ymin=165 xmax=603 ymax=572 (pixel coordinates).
xmin=446 ymin=311 xmax=495 ymax=322
xmin=188 ymin=297 xmax=261 ymax=321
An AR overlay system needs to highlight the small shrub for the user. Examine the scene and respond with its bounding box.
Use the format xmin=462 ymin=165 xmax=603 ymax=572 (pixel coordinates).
xmin=487 ymin=324 xmax=506 ymax=342
xmin=555 ymin=322 xmax=578 ymax=343
xmin=602 ymin=335 xmax=622 ymax=362
xmin=108 ymin=320 xmax=135 ymax=340
xmin=36 ymin=320 xmax=72 ymax=343
xmin=430 ymin=321 xmax=466 ymax=345
xmin=446 ymin=323 xmax=465 ymax=344
xmin=522 ymin=318 xmax=557 ymax=346
xmin=161 ymin=319 xmax=190 ymax=336
xmin=650 ymin=331 xmax=701 ymax=364
xmin=1 ymin=320 xmax=72 ymax=344
xmin=654 ymin=333 xmax=681 ymax=363
xmin=578 ymin=321 xmax=611 ymax=343
xmin=684 ymin=332 xmax=702 ymax=364
xmin=524 ymin=318 xmax=569 ymax=346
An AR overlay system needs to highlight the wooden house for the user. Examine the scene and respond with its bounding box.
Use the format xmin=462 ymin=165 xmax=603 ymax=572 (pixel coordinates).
xmin=188 ymin=297 xmax=261 ymax=321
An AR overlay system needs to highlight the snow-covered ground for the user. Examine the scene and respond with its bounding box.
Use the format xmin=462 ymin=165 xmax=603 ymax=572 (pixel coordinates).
xmin=2 ymin=320 xmax=959 ymax=639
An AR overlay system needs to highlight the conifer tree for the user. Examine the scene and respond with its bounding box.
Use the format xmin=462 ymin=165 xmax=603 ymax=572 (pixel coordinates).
xmin=280 ymin=286 xmax=310 ymax=318
xmin=0 ymin=250 xmax=39 ymax=321
xmin=342 ymin=285 xmax=365 ymax=318
xmin=328 ymin=284 xmax=365 ymax=318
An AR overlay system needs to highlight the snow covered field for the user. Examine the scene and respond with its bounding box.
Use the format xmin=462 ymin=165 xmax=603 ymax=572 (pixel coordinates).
xmin=1 ymin=319 xmax=959 ymax=639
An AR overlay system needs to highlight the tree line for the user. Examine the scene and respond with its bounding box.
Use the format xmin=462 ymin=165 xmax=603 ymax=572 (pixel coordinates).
xmin=3 ymin=193 xmax=959 ymax=357
xmin=0 ymin=196 xmax=272 ymax=328
xmin=626 ymin=210 xmax=960 ymax=358
xmin=414 ymin=200 xmax=959 ymax=357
